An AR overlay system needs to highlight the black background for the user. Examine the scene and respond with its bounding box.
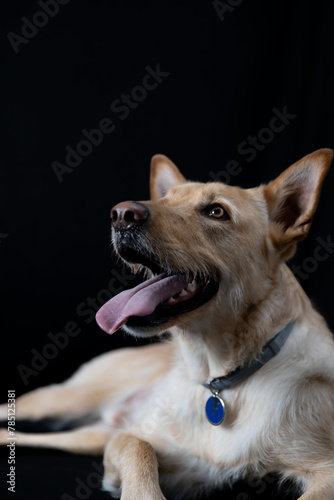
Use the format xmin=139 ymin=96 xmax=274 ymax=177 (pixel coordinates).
xmin=1 ymin=0 xmax=334 ymax=499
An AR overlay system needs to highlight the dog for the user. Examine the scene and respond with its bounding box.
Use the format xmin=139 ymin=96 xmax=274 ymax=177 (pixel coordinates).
xmin=1 ymin=149 xmax=334 ymax=500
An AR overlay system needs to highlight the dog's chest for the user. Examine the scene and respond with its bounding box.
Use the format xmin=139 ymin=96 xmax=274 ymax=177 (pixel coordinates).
xmin=140 ymin=374 xmax=278 ymax=471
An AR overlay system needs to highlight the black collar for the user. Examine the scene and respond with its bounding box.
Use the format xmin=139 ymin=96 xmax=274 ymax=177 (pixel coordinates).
xmin=203 ymin=321 xmax=296 ymax=393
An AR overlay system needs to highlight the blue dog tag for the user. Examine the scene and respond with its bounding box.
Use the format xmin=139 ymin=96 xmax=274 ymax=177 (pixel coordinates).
xmin=205 ymin=394 xmax=225 ymax=425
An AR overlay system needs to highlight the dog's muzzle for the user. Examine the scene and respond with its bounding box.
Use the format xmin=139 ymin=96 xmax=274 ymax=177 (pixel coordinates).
xmin=95 ymin=200 xmax=219 ymax=336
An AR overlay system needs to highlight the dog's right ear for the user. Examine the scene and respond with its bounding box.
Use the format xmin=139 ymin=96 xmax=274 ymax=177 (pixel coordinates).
xmin=264 ymin=148 xmax=333 ymax=260
xmin=150 ymin=155 xmax=187 ymax=200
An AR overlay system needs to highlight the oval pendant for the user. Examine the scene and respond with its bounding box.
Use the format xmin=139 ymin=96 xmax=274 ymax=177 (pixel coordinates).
xmin=205 ymin=394 xmax=226 ymax=425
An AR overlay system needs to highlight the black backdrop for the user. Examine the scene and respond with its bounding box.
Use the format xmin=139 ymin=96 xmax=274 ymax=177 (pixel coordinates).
xmin=1 ymin=1 xmax=334 ymax=499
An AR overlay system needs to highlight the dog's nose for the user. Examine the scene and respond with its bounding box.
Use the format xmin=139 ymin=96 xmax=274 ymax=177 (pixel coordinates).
xmin=111 ymin=201 xmax=149 ymax=230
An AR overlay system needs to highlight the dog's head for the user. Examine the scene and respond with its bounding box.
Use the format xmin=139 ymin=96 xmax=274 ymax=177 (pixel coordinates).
xmin=96 ymin=149 xmax=333 ymax=338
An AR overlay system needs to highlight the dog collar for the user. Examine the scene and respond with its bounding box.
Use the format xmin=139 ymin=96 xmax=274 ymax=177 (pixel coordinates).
xmin=203 ymin=321 xmax=296 ymax=425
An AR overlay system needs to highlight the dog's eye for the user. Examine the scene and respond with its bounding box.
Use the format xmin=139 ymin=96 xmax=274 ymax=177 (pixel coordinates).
xmin=203 ymin=205 xmax=229 ymax=220
xmin=209 ymin=207 xmax=225 ymax=218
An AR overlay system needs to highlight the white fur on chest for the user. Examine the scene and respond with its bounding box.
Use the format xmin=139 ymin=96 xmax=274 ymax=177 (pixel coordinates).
xmin=131 ymin=321 xmax=334 ymax=477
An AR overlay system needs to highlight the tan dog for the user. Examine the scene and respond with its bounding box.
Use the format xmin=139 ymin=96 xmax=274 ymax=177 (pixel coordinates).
xmin=1 ymin=149 xmax=334 ymax=500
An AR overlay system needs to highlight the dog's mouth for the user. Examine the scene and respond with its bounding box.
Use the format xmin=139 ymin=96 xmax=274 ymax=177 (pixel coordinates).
xmin=96 ymin=245 xmax=219 ymax=335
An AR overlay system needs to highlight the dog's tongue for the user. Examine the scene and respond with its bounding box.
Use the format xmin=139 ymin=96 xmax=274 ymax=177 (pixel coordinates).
xmin=96 ymin=273 xmax=188 ymax=334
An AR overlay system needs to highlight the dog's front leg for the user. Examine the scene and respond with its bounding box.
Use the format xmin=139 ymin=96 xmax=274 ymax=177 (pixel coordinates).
xmin=103 ymin=432 xmax=166 ymax=500
xmin=297 ymin=472 xmax=334 ymax=500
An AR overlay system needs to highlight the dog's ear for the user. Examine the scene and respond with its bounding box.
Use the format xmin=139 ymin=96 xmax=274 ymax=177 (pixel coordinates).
xmin=150 ymin=155 xmax=186 ymax=200
xmin=264 ymin=148 xmax=333 ymax=259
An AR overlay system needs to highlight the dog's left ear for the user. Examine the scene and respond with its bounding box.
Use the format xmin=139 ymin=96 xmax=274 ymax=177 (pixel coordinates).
xmin=150 ymin=155 xmax=187 ymax=200
xmin=264 ymin=148 xmax=333 ymax=259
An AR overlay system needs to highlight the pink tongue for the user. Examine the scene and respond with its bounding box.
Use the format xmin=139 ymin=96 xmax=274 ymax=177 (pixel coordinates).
xmin=95 ymin=273 xmax=189 ymax=334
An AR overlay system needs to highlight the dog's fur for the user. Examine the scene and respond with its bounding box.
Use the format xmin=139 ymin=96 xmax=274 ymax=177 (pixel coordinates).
xmin=1 ymin=149 xmax=334 ymax=499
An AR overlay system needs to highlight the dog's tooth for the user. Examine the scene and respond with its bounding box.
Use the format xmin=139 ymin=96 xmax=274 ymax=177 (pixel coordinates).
xmin=167 ymin=297 xmax=177 ymax=304
xmin=179 ymin=289 xmax=189 ymax=297
xmin=186 ymin=280 xmax=197 ymax=292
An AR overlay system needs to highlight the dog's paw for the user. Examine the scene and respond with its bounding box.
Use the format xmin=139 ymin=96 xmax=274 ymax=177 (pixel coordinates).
xmin=102 ymin=475 xmax=166 ymax=500
xmin=121 ymin=489 xmax=166 ymax=500
xmin=120 ymin=483 xmax=167 ymax=500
